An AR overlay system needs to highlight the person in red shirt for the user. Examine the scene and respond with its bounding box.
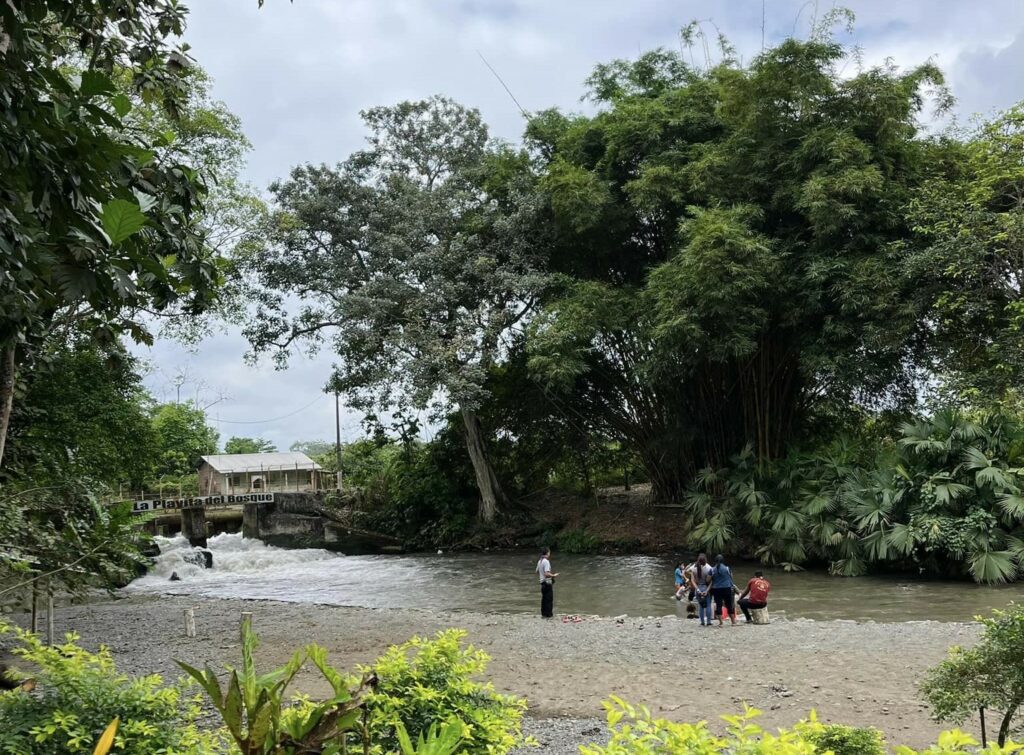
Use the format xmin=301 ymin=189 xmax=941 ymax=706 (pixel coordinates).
xmin=738 ymin=570 xmax=771 ymax=623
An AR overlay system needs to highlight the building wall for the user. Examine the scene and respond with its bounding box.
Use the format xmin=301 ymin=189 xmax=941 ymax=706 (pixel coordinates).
xmin=197 ymin=463 xmax=224 ymax=495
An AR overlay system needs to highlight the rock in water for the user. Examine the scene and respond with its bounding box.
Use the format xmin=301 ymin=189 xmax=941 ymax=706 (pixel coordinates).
xmin=182 ymin=550 xmax=214 ymax=569
xmin=169 ymin=571 xmax=181 ymax=582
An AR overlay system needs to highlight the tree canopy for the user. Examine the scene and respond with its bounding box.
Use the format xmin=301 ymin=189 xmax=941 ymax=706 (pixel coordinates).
xmin=0 ymin=1 xmax=232 ymax=468
xmin=245 ymin=96 xmax=549 ymax=520
xmin=525 ymin=36 xmax=945 ymax=502
xmin=150 ymin=402 xmax=218 ymax=477
xmin=224 ymin=436 xmax=277 ymax=455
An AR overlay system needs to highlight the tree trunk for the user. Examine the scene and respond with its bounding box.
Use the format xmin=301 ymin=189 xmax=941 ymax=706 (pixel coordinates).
xmin=460 ymin=407 xmax=506 ymax=523
xmin=0 ymin=345 xmax=16 ymax=470
xmin=998 ymin=699 xmax=1020 ymax=746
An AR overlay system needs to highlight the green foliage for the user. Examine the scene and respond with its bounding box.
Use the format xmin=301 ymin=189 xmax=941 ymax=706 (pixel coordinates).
xmin=686 ymin=409 xmax=1024 ymax=582
xmin=0 ymin=482 xmax=148 ymax=594
xmin=907 ymin=106 xmax=1024 ymax=405
xmin=0 ymin=623 xmax=223 ymax=755
xmin=177 ymin=620 xmax=372 ymax=755
xmin=224 ymin=437 xmax=277 ymax=455
xmin=245 ymin=96 xmax=550 ymax=520
xmin=0 ymin=0 xmax=223 ymax=468
xmin=526 ymin=29 xmax=946 ymax=503
xmin=150 ymin=401 xmax=219 ymax=476
xmin=921 ymin=605 xmax=1024 ymax=746
xmin=394 ymin=719 xmax=464 ymax=755
xmin=555 ymin=528 xmax=602 ymax=554
xmin=3 ymin=340 xmax=159 ymax=487
xmin=355 ymin=432 xmax=477 ymax=548
xmin=803 ymin=723 xmax=886 ymax=755
xmin=582 ymin=698 xmax=1016 ymax=754
xmin=365 ymin=629 xmax=529 ymax=755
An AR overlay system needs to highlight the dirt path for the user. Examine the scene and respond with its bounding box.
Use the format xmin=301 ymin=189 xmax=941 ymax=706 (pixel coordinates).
xmin=7 ymin=595 xmax=980 ymax=749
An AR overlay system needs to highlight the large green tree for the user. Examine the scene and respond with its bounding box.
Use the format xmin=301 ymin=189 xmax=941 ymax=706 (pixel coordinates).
xmin=907 ymin=105 xmax=1024 ymax=405
xmin=526 ymin=34 xmax=943 ymax=503
xmin=0 ymin=1 xmax=224 ymax=468
xmin=245 ymin=97 xmax=549 ymax=521
xmin=150 ymin=401 xmax=218 ymax=477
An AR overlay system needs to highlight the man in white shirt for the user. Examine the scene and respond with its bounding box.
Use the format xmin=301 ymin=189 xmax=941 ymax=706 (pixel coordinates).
xmin=536 ymin=547 xmax=558 ymax=618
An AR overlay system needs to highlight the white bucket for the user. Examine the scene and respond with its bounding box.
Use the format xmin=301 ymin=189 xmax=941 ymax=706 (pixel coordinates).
xmin=750 ymin=607 xmax=770 ymax=625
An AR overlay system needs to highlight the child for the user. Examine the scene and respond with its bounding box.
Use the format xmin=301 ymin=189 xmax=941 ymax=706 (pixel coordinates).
xmin=673 ymin=561 xmax=688 ymax=600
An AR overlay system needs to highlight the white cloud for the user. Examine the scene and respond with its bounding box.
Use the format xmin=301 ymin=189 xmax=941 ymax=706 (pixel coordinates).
xmin=136 ymin=0 xmax=1024 ymax=451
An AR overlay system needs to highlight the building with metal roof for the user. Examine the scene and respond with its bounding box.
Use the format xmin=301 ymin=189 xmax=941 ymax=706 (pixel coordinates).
xmin=197 ymin=452 xmax=324 ymax=494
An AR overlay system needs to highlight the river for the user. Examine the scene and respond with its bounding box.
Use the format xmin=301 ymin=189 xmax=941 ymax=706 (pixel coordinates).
xmin=128 ymin=532 xmax=1024 ymax=622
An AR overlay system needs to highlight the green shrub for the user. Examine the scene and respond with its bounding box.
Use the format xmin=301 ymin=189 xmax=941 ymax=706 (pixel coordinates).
xmin=556 ymin=528 xmax=601 ymax=554
xmin=803 ymin=722 xmax=885 ymax=755
xmin=180 ymin=620 xmax=384 ymax=755
xmin=582 ymin=698 xmax=1016 ymax=754
xmin=0 ymin=623 xmax=223 ymax=755
xmin=921 ymin=604 xmax=1024 ymax=746
xmin=366 ymin=628 xmax=529 ymax=754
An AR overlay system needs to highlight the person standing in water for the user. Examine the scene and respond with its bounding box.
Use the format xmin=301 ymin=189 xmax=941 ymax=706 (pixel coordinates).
xmin=537 ymin=547 xmax=558 ymax=618
xmin=710 ymin=554 xmax=737 ymax=626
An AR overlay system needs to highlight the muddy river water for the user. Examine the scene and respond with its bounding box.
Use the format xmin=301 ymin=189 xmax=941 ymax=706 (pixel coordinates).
xmin=128 ymin=533 xmax=1024 ymax=622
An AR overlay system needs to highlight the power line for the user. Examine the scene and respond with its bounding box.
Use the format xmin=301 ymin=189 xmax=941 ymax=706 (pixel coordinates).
xmin=476 ymin=50 xmax=529 ymax=119
xmin=214 ymin=395 xmax=325 ymax=425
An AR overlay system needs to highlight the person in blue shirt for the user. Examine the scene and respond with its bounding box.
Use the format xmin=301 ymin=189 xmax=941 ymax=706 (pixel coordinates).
xmin=673 ymin=561 xmax=686 ymax=598
xmin=710 ymin=554 xmax=737 ymax=626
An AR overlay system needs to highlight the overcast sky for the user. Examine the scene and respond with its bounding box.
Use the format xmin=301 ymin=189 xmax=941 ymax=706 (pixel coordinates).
xmin=135 ymin=0 xmax=1024 ymax=452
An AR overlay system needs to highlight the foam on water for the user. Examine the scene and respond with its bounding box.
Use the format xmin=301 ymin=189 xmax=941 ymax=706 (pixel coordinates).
xmin=129 ymin=533 xmax=343 ymax=600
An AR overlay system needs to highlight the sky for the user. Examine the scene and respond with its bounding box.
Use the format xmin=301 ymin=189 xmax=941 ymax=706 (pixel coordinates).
xmin=136 ymin=0 xmax=1024 ymax=452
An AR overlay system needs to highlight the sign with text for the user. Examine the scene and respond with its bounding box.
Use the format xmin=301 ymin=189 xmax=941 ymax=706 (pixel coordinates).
xmin=132 ymin=493 xmax=274 ymax=514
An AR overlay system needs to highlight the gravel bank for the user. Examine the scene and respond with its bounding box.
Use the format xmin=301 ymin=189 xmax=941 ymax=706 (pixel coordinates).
xmin=6 ymin=594 xmax=980 ymax=750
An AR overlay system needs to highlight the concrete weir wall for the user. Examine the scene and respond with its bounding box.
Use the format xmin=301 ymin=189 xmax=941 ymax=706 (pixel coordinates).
xmin=242 ymin=492 xmax=401 ymax=553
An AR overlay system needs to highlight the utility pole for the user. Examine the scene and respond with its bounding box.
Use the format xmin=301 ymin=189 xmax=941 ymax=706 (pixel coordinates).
xmin=334 ymin=391 xmax=343 ymax=491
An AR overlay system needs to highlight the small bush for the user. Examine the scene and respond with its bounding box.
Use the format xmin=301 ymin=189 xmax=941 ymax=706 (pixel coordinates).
xmin=556 ymin=528 xmax=601 ymax=554
xmin=366 ymin=628 xmax=529 ymax=754
xmin=0 ymin=623 xmax=223 ymax=755
xmin=804 ymin=722 xmax=885 ymax=754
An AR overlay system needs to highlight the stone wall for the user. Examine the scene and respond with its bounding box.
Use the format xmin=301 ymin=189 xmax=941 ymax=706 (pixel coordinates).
xmin=243 ymin=491 xmax=401 ymax=553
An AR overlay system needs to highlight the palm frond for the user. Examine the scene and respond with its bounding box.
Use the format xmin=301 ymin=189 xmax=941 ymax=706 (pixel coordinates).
xmin=968 ymin=549 xmax=1018 ymax=584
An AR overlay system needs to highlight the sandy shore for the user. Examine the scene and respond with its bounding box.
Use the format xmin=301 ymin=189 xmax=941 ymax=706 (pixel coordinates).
xmin=6 ymin=594 xmax=980 ymax=751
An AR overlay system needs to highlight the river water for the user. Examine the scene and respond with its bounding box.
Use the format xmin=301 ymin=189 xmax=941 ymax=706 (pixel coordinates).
xmin=128 ymin=533 xmax=1024 ymax=622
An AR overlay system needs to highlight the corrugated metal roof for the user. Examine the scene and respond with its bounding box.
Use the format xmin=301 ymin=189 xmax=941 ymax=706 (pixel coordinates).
xmin=199 ymin=452 xmax=323 ymax=473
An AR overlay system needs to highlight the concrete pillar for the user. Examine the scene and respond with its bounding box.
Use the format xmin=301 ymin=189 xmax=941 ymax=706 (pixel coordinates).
xmin=180 ymin=506 xmax=207 ymax=548
xmin=242 ymin=502 xmax=261 ymax=540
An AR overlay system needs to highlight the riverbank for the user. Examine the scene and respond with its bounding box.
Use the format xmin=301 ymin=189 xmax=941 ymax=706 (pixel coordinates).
xmin=6 ymin=593 xmax=980 ymax=750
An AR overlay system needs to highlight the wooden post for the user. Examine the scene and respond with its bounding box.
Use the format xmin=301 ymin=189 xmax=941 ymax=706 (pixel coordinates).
xmin=30 ymin=581 xmax=38 ymax=634
xmin=980 ymin=707 xmax=988 ymax=747
xmin=184 ymin=607 xmax=196 ymax=638
xmin=240 ymin=611 xmax=253 ymax=643
xmin=46 ymin=583 xmax=54 ymax=646
xmin=335 ymin=392 xmax=343 ymax=491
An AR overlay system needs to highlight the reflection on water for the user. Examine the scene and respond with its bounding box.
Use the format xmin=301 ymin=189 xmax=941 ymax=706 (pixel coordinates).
xmin=129 ymin=533 xmax=1024 ymax=622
